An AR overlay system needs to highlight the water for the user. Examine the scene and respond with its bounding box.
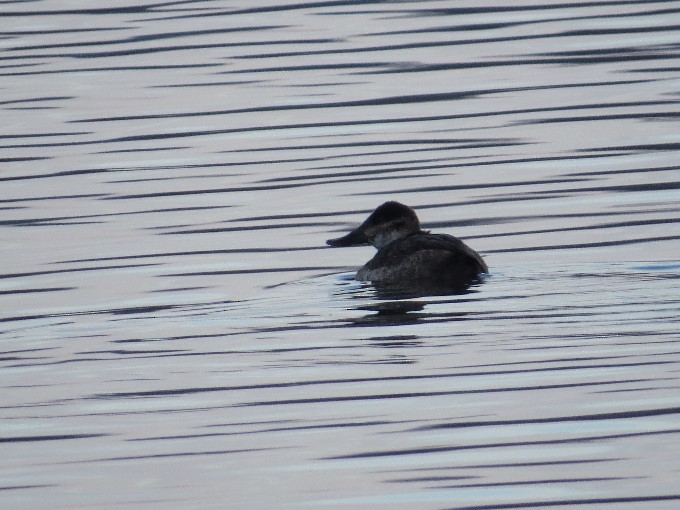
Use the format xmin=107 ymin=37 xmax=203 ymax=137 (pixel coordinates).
xmin=2 ymin=1 xmax=680 ymax=508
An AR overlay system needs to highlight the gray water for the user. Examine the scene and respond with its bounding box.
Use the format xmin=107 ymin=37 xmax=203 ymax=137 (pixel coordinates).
xmin=2 ymin=1 xmax=680 ymax=509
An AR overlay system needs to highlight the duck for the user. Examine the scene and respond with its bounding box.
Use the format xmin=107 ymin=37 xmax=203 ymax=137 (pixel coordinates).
xmin=327 ymin=201 xmax=488 ymax=290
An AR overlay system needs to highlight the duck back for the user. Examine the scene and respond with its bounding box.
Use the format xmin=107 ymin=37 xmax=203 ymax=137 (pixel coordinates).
xmin=357 ymin=233 xmax=487 ymax=288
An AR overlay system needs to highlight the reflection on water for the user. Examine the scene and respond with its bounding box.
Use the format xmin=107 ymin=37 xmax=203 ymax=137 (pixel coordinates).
xmin=2 ymin=1 xmax=680 ymax=509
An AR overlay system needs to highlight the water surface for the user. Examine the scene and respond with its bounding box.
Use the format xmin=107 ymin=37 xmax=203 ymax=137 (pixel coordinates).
xmin=2 ymin=1 xmax=680 ymax=509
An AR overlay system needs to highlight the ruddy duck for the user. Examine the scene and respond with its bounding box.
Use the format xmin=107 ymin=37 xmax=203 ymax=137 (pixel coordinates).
xmin=327 ymin=201 xmax=488 ymax=289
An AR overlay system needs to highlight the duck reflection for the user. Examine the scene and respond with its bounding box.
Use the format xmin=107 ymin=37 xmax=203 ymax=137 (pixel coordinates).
xmin=350 ymin=300 xmax=427 ymax=327
xmin=343 ymin=284 xmax=481 ymax=327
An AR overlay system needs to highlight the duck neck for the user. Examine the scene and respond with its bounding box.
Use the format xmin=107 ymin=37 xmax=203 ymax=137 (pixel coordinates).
xmin=371 ymin=228 xmax=423 ymax=249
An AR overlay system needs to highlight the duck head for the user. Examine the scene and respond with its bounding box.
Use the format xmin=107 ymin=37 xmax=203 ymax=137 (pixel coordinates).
xmin=327 ymin=201 xmax=423 ymax=250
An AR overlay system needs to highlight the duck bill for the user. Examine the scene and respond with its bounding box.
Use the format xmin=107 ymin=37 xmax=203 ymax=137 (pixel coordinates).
xmin=326 ymin=226 xmax=368 ymax=247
